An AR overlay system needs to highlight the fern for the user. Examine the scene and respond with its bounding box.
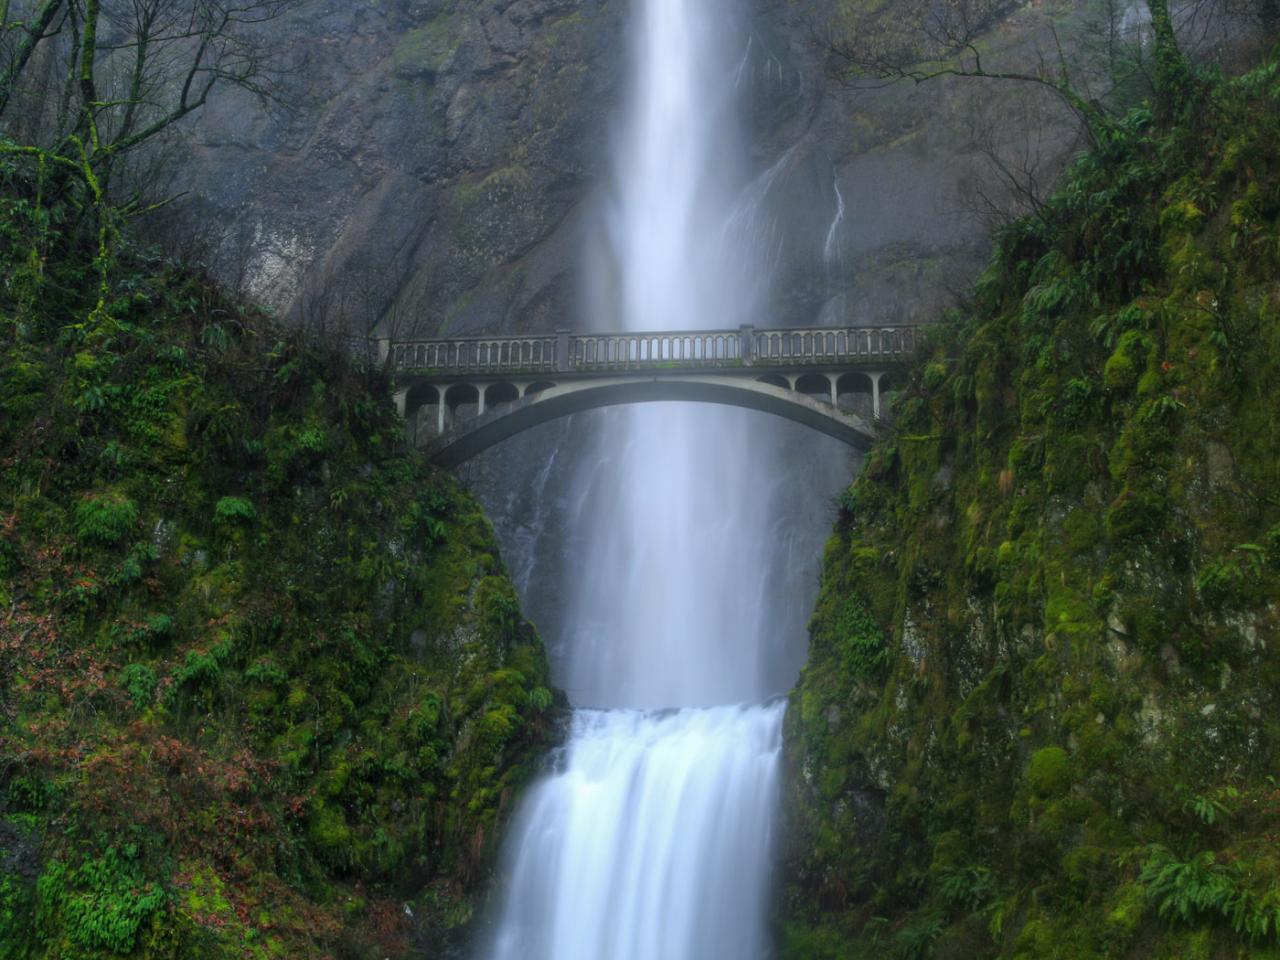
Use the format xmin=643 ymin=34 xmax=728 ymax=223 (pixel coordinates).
xmin=213 ymin=495 xmax=256 ymax=524
xmin=1140 ymin=846 xmax=1280 ymax=942
xmin=894 ymin=912 xmax=945 ymax=960
xmin=938 ymin=865 xmax=995 ymax=912
xmin=73 ymin=493 xmax=138 ymax=546
xmin=1183 ymin=785 xmax=1239 ymax=826
xmin=835 ymin=595 xmax=890 ymax=680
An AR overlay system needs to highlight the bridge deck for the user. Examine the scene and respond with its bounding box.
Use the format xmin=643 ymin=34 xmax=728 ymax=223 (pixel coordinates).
xmin=386 ymin=324 xmax=921 ymax=378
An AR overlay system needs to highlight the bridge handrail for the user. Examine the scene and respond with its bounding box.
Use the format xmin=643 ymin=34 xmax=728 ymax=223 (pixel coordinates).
xmin=390 ymin=334 xmax=560 ymax=375
xmin=387 ymin=324 xmax=922 ymax=374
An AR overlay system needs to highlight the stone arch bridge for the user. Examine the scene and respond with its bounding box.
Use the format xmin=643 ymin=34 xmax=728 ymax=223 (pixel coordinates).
xmin=383 ymin=325 xmax=921 ymax=467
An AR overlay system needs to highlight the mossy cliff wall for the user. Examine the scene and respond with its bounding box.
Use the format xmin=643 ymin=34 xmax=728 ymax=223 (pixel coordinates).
xmin=0 ymin=167 xmax=556 ymax=958
xmin=781 ymin=58 xmax=1280 ymax=960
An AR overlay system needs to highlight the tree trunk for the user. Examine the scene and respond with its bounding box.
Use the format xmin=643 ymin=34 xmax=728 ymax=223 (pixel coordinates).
xmin=78 ymin=0 xmax=99 ymax=114
xmin=1145 ymin=0 xmax=1191 ymax=117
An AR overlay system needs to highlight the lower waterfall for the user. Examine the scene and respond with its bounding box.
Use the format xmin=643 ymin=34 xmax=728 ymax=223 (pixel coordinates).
xmin=489 ymin=703 xmax=785 ymax=960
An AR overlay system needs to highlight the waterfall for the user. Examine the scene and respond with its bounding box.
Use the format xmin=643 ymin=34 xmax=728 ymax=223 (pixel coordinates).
xmin=482 ymin=1 xmax=846 ymax=956
xmin=824 ymin=173 xmax=846 ymax=267
xmin=562 ymin=0 xmax=781 ymax=711
xmin=489 ymin=704 xmax=785 ymax=960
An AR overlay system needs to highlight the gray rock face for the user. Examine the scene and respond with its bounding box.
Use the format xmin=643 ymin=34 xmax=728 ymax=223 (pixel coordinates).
xmin=176 ymin=0 xmax=623 ymax=335
xmin=738 ymin=0 xmax=1083 ymax=328
xmin=173 ymin=0 xmax=1261 ymax=338
xmin=170 ymin=0 xmax=1093 ymax=339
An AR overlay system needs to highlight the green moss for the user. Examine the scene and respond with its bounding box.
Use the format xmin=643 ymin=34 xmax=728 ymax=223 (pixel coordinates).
xmin=783 ymin=53 xmax=1280 ymax=960
xmin=1027 ymin=747 xmax=1073 ymax=798
xmin=0 ymin=146 xmax=557 ymax=957
xmin=1105 ymin=488 xmax=1167 ymax=541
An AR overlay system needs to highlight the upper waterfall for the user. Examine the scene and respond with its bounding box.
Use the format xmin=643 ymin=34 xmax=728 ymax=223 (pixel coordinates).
xmin=563 ymin=0 xmax=793 ymax=710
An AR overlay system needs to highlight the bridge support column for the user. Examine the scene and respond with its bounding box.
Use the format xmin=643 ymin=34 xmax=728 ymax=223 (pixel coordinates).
xmin=393 ymin=388 xmax=409 ymax=418
xmin=739 ymin=324 xmax=755 ymax=366
xmin=557 ymin=329 xmax=571 ymax=373
xmin=476 ymin=383 xmax=487 ymax=416
xmin=830 ymin=379 xmax=839 ymax=407
xmin=870 ymin=372 xmax=883 ymax=419
xmin=438 ymin=401 xmax=447 ymax=437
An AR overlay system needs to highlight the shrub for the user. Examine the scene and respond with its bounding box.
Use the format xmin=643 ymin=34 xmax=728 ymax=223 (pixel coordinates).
xmin=923 ymin=362 xmax=949 ymax=391
xmin=118 ymin=663 xmax=158 ymax=708
xmin=73 ymin=494 xmax=138 ymax=546
xmin=213 ymin=496 xmax=256 ymax=525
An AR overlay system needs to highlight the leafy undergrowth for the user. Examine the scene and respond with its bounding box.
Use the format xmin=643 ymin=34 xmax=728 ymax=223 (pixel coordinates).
xmin=0 ymin=159 xmax=557 ymax=958
xmin=782 ymin=56 xmax=1280 ymax=960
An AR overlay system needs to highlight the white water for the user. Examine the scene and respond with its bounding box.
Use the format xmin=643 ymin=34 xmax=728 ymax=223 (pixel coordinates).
xmin=562 ymin=0 xmax=784 ymax=712
xmin=490 ymin=704 xmax=785 ymax=960
xmin=824 ymin=173 xmax=847 ymax=267
xmin=484 ymin=1 xmax=800 ymax=956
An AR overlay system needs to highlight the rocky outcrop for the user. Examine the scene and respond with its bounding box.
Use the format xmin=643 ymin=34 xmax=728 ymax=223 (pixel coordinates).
xmin=172 ymin=0 xmax=1264 ymax=339
xmin=176 ymin=0 xmax=623 ymax=335
xmin=171 ymin=0 xmax=1093 ymax=338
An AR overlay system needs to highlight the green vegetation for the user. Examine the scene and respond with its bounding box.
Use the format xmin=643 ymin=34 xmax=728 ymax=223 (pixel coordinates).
xmin=0 ymin=149 xmax=557 ymax=957
xmin=782 ymin=52 xmax=1280 ymax=960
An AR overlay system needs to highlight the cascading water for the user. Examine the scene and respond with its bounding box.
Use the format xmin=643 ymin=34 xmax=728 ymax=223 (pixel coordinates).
xmin=483 ymin=1 xmax=842 ymax=956
xmin=489 ymin=703 xmax=785 ymax=960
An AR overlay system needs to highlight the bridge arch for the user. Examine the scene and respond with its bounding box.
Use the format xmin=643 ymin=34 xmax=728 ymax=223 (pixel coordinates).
xmin=420 ymin=376 xmax=878 ymax=467
xmin=444 ymin=384 xmax=479 ymax=428
xmin=795 ymin=372 xmax=833 ymax=402
xmin=486 ymin=382 xmax=520 ymax=409
xmin=405 ymin=383 xmax=439 ymax=424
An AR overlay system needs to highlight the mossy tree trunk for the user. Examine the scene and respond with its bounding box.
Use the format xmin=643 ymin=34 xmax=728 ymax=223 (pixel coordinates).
xmin=1144 ymin=0 xmax=1192 ymax=119
xmin=78 ymin=0 xmax=101 ymax=147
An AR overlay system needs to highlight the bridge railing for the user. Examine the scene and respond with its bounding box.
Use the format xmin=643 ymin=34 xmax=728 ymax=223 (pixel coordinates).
xmin=388 ymin=324 xmax=921 ymax=375
xmin=568 ymin=330 xmax=744 ymax=368
xmin=752 ymin=326 xmax=918 ymax=363
xmin=391 ymin=334 xmax=560 ymax=374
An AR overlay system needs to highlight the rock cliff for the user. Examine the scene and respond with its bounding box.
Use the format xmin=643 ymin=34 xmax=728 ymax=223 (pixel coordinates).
xmin=174 ymin=0 xmax=1087 ymax=336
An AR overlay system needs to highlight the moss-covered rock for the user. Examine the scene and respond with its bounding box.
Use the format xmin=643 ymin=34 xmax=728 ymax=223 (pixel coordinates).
xmin=782 ymin=56 xmax=1280 ymax=959
xmin=0 ymin=158 xmax=558 ymax=957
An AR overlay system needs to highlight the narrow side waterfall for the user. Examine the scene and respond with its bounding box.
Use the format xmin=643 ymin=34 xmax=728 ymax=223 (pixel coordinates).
xmin=484 ymin=1 xmax=822 ymax=956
